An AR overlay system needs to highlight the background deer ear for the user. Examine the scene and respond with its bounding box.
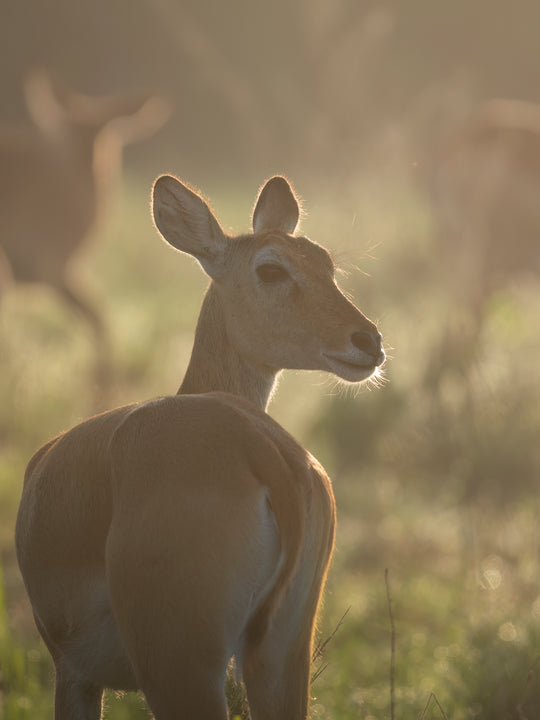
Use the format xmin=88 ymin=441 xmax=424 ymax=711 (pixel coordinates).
xmin=75 ymin=92 xmax=170 ymax=143
xmin=152 ymin=175 xmax=227 ymax=279
xmin=23 ymin=68 xmax=66 ymax=138
xmin=107 ymin=94 xmax=170 ymax=145
xmin=252 ymin=176 xmax=300 ymax=234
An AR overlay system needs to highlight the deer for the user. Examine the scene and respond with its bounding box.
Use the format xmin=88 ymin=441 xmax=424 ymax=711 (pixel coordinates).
xmin=423 ymin=99 xmax=540 ymax=387
xmin=0 ymin=69 xmax=169 ymax=391
xmin=15 ymin=174 xmax=385 ymax=720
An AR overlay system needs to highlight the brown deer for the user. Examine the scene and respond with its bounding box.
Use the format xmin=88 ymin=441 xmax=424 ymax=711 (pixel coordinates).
xmin=425 ymin=99 xmax=540 ymax=384
xmin=15 ymin=175 xmax=385 ymax=720
xmin=0 ymin=69 xmax=169 ymax=389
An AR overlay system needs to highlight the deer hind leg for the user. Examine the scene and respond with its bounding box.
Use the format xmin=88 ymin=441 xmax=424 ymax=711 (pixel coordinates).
xmin=29 ymin=613 xmax=104 ymax=720
xmin=107 ymin=560 xmax=238 ymax=720
xmin=139 ymin=659 xmax=229 ymax=720
xmin=242 ymin=549 xmax=331 ymax=719
xmin=106 ymin=509 xmax=279 ymax=719
xmin=242 ymin=626 xmax=312 ymax=720
xmin=242 ymin=493 xmax=335 ymax=720
xmin=53 ymin=666 xmax=103 ymax=720
xmin=106 ymin=499 xmax=284 ymax=717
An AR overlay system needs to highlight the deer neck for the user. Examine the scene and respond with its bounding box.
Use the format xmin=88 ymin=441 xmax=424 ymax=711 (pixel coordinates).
xmin=178 ymin=285 xmax=278 ymax=411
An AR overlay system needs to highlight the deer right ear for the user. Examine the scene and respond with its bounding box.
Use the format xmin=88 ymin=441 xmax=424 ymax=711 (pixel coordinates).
xmin=252 ymin=176 xmax=300 ymax=234
xmin=152 ymin=175 xmax=227 ymax=279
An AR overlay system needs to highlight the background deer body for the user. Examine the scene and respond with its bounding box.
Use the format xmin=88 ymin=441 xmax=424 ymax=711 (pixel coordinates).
xmin=15 ymin=176 xmax=384 ymax=719
xmin=1 ymin=126 xmax=96 ymax=288
xmin=430 ymin=99 xmax=540 ymax=314
xmin=0 ymin=70 xmax=168 ymax=388
xmin=423 ymin=99 xmax=540 ymax=386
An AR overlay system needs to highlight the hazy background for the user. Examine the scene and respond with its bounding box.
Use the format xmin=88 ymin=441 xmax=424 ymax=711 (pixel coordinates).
xmin=3 ymin=0 xmax=539 ymax=181
xmin=1 ymin=2 xmax=540 ymax=719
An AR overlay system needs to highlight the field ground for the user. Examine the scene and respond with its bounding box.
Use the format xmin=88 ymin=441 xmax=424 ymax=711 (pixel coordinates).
xmin=1 ymin=169 xmax=540 ymax=719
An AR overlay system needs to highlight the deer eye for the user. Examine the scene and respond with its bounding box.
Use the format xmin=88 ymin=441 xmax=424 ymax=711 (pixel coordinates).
xmin=256 ymin=263 xmax=289 ymax=283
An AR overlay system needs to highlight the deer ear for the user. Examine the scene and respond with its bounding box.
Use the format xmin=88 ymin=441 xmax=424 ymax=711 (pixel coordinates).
xmin=252 ymin=176 xmax=300 ymax=234
xmin=152 ymin=175 xmax=227 ymax=279
xmin=23 ymin=68 xmax=66 ymax=138
xmin=109 ymin=94 xmax=170 ymax=144
xmin=82 ymin=93 xmax=170 ymax=143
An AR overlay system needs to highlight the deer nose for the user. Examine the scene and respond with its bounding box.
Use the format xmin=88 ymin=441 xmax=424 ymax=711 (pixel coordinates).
xmin=351 ymin=330 xmax=385 ymax=366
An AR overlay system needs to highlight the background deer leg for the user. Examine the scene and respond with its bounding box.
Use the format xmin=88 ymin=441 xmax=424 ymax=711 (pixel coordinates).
xmin=55 ymin=277 xmax=111 ymax=406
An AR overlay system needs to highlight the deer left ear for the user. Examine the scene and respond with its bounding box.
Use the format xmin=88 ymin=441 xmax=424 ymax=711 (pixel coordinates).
xmin=152 ymin=174 xmax=228 ymax=279
xmin=252 ymin=176 xmax=300 ymax=234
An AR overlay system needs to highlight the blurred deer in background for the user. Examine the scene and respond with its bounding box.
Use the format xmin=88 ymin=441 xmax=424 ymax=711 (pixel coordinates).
xmin=0 ymin=69 xmax=169 ymax=391
xmin=425 ymin=99 xmax=540 ymax=386
xmin=16 ymin=175 xmax=385 ymax=720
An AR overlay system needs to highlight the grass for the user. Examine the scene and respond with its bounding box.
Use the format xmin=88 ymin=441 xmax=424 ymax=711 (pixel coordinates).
xmin=1 ymin=168 xmax=540 ymax=718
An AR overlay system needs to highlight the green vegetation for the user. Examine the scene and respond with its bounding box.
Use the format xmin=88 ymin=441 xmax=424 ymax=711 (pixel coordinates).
xmin=1 ymin=170 xmax=539 ymax=719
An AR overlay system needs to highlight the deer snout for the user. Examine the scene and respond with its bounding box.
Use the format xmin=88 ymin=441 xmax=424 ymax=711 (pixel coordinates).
xmin=322 ymin=323 xmax=385 ymax=383
xmin=351 ymin=330 xmax=385 ymax=367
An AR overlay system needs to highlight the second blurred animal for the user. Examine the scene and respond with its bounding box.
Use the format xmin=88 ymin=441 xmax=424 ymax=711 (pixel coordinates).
xmin=425 ymin=99 xmax=540 ymax=387
xmin=0 ymin=69 xmax=169 ymax=395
